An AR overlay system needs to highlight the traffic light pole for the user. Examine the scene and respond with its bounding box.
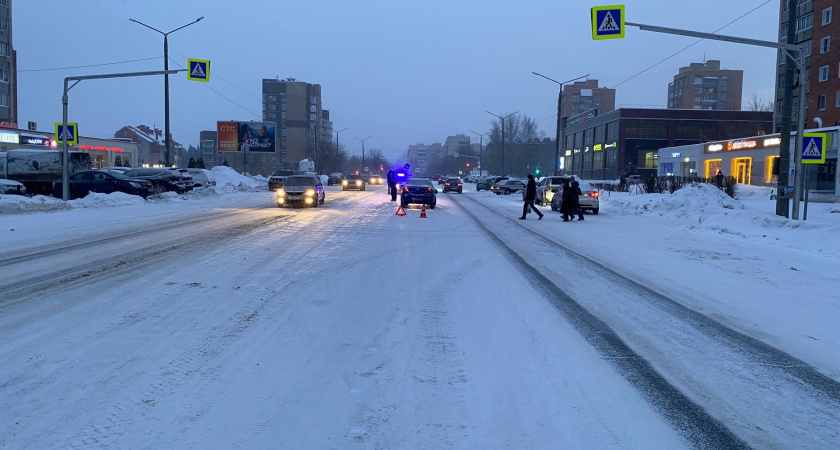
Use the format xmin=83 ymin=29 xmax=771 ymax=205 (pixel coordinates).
xmin=625 ymin=21 xmax=808 ymax=219
xmin=61 ymin=69 xmax=185 ymax=200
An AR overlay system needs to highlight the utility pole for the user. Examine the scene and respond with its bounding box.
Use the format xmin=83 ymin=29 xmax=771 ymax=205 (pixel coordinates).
xmin=469 ymin=130 xmax=489 ymax=176
xmin=355 ymin=135 xmax=372 ymax=174
xmin=777 ymin=0 xmax=798 ymax=217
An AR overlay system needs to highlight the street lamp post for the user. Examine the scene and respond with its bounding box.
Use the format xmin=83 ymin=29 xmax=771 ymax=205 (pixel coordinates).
xmin=130 ymin=16 xmax=204 ymax=167
xmin=486 ymin=111 xmax=518 ymax=175
xmin=532 ymin=72 xmax=589 ymax=176
xmin=334 ymin=126 xmax=349 ymax=172
xmin=355 ymin=135 xmax=372 ymax=174
xmin=469 ymin=130 xmax=489 ymax=176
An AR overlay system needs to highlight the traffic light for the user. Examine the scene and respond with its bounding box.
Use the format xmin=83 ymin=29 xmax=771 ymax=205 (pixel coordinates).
xmin=466 ymin=162 xmax=470 ymax=168
xmin=355 ymin=170 xmax=359 ymax=175
xmin=535 ymin=167 xmax=540 ymax=175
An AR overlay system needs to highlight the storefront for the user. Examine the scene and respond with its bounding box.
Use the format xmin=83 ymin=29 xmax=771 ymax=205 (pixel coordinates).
xmin=0 ymin=126 xmax=139 ymax=167
xmin=659 ymin=127 xmax=839 ymax=201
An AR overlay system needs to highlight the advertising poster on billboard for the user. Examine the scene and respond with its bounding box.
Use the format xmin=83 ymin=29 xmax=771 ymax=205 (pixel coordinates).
xmin=216 ymin=121 xmax=276 ymax=152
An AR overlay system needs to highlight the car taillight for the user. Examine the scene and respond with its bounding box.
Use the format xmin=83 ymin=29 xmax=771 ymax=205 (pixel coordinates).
xmin=457 ymin=183 xmax=462 ymax=186
xmin=403 ymin=187 xmax=408 ymax=192
xmin=445 ymin=183 xmax=450 ymax=186
xmin=591 ymin=192 xmax=599 ymax=198
xmin=427 ymin=187 xmax=432 ymax=192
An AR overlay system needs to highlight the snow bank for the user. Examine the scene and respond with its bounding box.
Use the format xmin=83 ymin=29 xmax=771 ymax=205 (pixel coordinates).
xmin=211 ymin=166 xmax=266 ymax=194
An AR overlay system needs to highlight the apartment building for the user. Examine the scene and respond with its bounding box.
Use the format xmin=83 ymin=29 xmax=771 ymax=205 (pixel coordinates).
xmin=667 ymin=60 xmax=744 ymax=110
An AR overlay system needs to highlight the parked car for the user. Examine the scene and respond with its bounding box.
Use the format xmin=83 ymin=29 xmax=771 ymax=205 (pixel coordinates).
xmin=268 ymin=169 xmax=301 ymax=191
xmin=532 ymin=176 xmax=572 ymax=205
xmin=172 ymin=168 xmax=194 ymax=191
xmin=52 ymin=170 xmax=154 ymax=199
xmin=122 ymin=168 xmax=186 ymax=194
xmin=328 ymin=172 xmax=344 ymax=186
xmin=342 ymin=174 xmax=366 ymax=191
xmin=475 ymin=177 xmax=494 ymax=191
xmin=186 ymin=168 xmax=216 ymax=188
xmin=275 ymin=174 xmax=324 ymax=207
xmin=491 ymin=178 xmax=525 ymax=195
xmin=400 ymin=177 xmax=437 ymax=209
xmin=442 ymin=177 xmax=463 ymax=193
xmin=550 ymin=180 xmax=600 ymax=214
xmin=0 ymin=179 xmax=27 ymax=195
xmin=99 ymin=166 xmax=131 ymax=173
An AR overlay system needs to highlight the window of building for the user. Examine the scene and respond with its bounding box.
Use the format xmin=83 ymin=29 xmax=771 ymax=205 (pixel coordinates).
xmin=310 ymin=130 xmax=315 ymax=137
xmin=824 ymin=7 xmax=833 ymax=25
xmin=309 ymin=113 xmax=316 ymax=121
xmin=0 ymin=68 xmax=7 ymax=83
xmin=818 ymin=95 xmax=827 ymax=110
xmin=605 ymin=149 xmax=617 ymax=169
xmin=836 ymin=91 xmax=840 ymax=107
xmin=721 ymin=75 xmax=728 ymax=80
xmin=310 ymin=96 xmax=316 ymax=104
xmin=572 ymin=94 xmax=580 ymax=102
xmin=281 ymin=129 xmax=286 ymax=136
xmin=0 ymin=1 xmax=7 ymax=7
xmin=0 ymin=93 xmax=8 ymax=108
xmin=821 ymin=36 xmax=830 ymax=53
xmin=268 ymin=95 xmax=277 ymax=102
xmin=780 ymin=22 xmax=788 ymax=40
xmin=0 ymin=17 xmax=7 ymax=33
xmin=675 ymin=121 xmax=717 ymax=140
xmin=594 ymin=124 xmax=605 ymax=143
xmin=574 ymin=131 xmax=583 ymax=148
xmin=693 ymin=76 xmax=703 ymax=84
xmin=819 ymin=65 xmax=829 ymax=81
xmin=281 ymin=112 xmax=286 ymax=119
xmin=694 ymin=88 xmax=702 ymax=93
xmin=0 ymin=42 xmax=7 ymax=57
xmin=694 ymin=97 xmax=702 ymax=102
xmin=202 ymin=140 xmax=214 ymax=148
xmin=281 ymin=103 xmax=286 ymax=111
xmin=796 ymin=13 xmax=814 ymax=33
xmin=625 ymin=120 xmax=667 ymax=139
xmin=593 ymin=150 xmax=603 ymax=171
xmin=606 ymin=121 xmax=618 ymax=142
xmin=266 ymin=112 xmax=276 ymax=119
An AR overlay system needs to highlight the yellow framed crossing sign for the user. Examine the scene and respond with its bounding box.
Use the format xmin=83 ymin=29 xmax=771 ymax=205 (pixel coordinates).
xmin=591 ymin=5 xmax=625 ymax=40
xmin=187 ymin=58 xmax=210 ymax=82
xmin=802 ymin=132 xmax=826 ymax=164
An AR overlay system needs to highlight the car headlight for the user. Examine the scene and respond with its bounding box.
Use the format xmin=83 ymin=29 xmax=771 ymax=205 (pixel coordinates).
xmin=277 ymin=188 xmax=285 ymax=196
xmin=305 ymin=189 xmax=315 ymax=196
xmin=356 ymin=180 xmax=362 ymax=186
xmin=342 ymin=180 xmax=348 ymax=185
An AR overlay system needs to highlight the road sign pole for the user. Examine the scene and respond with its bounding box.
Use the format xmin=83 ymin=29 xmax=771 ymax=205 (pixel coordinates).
xmin=791 ymin=49 xmax=807 ymax=220
xmin=62 ymin=79 xmax=70 ymax=201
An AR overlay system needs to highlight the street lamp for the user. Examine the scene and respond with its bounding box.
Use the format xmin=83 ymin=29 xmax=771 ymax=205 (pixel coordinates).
xmin=354 ymin=135 xmax=372 ymax=174
xmin=334 ymin=126 xmax=349 ymax=172
xmin=486 ymin=111 xmax=518 ymax=175
xmin=130 ymin=16 xmax=204 ymax=166
xmin=469 ymin=129 xmax=489 ymax=176
xmin=532 ymin=72 xmax=589 ymax=176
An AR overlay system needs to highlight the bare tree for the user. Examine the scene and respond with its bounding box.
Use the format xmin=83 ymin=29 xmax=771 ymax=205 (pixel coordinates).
xmin=746 ymin=92 xmax=773 ymax=112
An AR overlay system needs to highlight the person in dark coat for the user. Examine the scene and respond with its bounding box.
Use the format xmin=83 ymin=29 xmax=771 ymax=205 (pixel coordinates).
xmin=571 ymin=180 xmax=585 ymax=221
xmin=560 ymin=180 xmax=576 ymax=222
xmin=519 ymin=174 xmax=544 ymax=220
xmin=387 ymin=170 xmax=397 ymax=201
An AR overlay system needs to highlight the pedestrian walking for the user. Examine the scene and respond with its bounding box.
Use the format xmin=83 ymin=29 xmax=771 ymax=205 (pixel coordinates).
xmin=519 ymin=174 xmax=544 ymax=220
xmin=560 ymin=180 xmax=576 ymax=222
xmin=571 ymin=180 xmax=585 ymax=221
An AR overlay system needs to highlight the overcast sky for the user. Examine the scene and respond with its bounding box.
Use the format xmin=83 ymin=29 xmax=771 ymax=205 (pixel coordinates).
xmin=15 ymin=0 xmax=779 ymax=161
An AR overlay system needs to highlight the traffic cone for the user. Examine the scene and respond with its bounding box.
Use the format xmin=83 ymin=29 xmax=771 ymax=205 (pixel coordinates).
xmin=396 ymin=205 xmax=406 ymax=216
xmin=419 ymin=206 xmax=427 ymax=218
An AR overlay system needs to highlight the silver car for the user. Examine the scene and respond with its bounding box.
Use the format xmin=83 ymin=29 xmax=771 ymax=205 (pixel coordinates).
xmin=550 ymin=180 xmax=600 ymax=214
xmin=276 ymin=175 xmax=325 ymax=207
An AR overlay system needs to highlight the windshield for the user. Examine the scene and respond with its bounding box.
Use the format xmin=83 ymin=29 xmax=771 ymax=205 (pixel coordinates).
xmin=347 ymin=175 xmax=362 ymax=180
xmin=106 ymin=171 xmax=128 ymax=179
xmin=273 ymin=170 xmax=295 ymax=177
xmin=283 ymin=177 xmax=315 ymax=186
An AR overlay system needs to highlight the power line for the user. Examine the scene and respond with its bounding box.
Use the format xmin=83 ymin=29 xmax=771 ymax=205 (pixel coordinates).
xmin=613 ymin=1 xmax=772 ymax=89
xmin=18 ymin=56 xmax=161 ymax=73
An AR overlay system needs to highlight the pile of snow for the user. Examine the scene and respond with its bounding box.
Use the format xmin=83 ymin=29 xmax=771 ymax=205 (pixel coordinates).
xmin=211 ymin=166 xmax=266 ymax=194
xmin=604 ymin=183 xmax=743 ymax=220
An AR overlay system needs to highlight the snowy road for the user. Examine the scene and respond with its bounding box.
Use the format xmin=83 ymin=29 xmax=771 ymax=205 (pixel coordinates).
xmin=0 ymin=184 xmax=837 ymax=448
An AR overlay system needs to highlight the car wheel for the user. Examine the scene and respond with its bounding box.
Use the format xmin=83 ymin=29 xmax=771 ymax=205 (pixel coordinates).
xmin=592 ymin=208 xmax=599 ymax=215
xmin=429 ymin=204 xmax=435 ymax=209
xmin=361 ymin=186 xmax=366 ymax=191
xmin=320 ymin=195 xmax=325 ymax=205
xmin=343 ymin=187 xmax=347 ymax=191
xmin=153 ymin=185 xmax=166 ymax=195
xmin=504 ymin=189 xmax=510 ymax=195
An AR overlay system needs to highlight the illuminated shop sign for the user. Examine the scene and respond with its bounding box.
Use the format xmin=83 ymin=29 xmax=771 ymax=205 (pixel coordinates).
xmin=20 ymin=135 xmax=51 ymax=146
xmin=594 ymin=144 xmax=603 ymax=151
xmin=605 ymin=142 xmax=617 ymax=148
xmin=671 ymin=152 xmax=681 ymax=158
xmin=565 ymin=150 xmax=572 ymax=156
xmin=0 ymin=131 xmax=19 ymax=144
xmin=704 ymin=135 xmax=782 ymax=154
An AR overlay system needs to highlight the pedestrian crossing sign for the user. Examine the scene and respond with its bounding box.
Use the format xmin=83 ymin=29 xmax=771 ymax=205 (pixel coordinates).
xmin=54 ymin=122 xmax=78 ymax=146
xmin=187 ymin=58 xmax=210 ymax=82
xmin=802 ymin=132 xmax=826 ymax=164
xmin=591 ymin=5 xmax=625 ymax=40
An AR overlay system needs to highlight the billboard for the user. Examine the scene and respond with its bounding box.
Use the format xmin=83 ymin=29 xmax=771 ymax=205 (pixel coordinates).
xmin=217 ymin=121 xmax=276 ymax=152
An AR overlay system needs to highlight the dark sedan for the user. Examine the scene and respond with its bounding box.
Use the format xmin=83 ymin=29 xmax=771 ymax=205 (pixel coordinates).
xmin=122 ymin=168 xmax=186 ymax=194
xmin=400 ymin=177 xmax=437 ymax=209
xmin=442 ymin=177 xmax=463 ymax=193
xmin=491 ymin=179 xmax=525 ymax=195
xmin=51 ymin=170 xmax=154 ymax=199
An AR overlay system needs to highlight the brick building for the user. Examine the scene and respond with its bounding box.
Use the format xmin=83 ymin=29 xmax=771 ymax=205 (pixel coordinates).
xmin=667 ymin=60 xmax=744 ymax=110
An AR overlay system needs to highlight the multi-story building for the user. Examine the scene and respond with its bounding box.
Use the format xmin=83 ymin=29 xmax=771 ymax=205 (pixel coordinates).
xmin=561 ymin=80 xmax=615 ymax=118
xmin=667 ymin=60 xmax=743 ymax=110
xmin=809 ymin=1 xmax=840 ymax=127
xmin=407 ymin=143 xmax=444 ymax=175
xmin=199 ymin=130 xmax=217 ymax=168
xmin=262 ymin=77 xmax=322 ymax=170
xmin=775 ymin=0 xmax=815 ymax=132
xmin=0 ymin=0 xmax=17 ymax=126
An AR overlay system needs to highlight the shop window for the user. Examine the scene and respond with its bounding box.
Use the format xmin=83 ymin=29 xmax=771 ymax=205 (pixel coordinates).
xmin=705 ymin=160 xmax=722 ymax=178
xmin=605 ymin=149 xmax=617 ymax=169
xmin=637 ymin=151 xmax=657 ymax=169
xmin=765 ymin=156 xmax=780 ymax=183
xmin=731 ymin=158 xmax=752 ymax=185
xmin=593 ymin=150 xmax=603 ymax=170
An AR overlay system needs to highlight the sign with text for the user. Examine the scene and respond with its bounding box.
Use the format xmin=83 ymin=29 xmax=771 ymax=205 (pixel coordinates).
xmin=217 ymin=121 xmax=276 ymax=152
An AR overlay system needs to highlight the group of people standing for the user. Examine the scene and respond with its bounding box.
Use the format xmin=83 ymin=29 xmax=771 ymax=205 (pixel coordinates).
xmin=520 ymin=175 xmax=584 ymax=222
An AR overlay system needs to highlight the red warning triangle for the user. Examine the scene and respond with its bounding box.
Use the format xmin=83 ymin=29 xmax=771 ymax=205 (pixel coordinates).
xmin=395 ymin=205 xmax=406 ymax=216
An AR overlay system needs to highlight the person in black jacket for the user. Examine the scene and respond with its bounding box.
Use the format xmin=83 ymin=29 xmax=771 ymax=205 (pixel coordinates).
xmin=571 ymin=180 xmax=585 ymax=221
xmin=519 ymin=174 xmax=544 ymax=220
xmin=561 ymin=179 xmax=576 ymax=222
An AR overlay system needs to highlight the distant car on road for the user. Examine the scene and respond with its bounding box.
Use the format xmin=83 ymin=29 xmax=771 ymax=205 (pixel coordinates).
xmin=442 ymin=177 xmax=463 ymax=193
xmin=401 ymin=177 xmax=437 ymax=209
xmin=276 ymin=175 xmax=324 ymax=207
xmin=491 ymin=178 xmax=525 ymax=195
xmin=368 ymin=174 xmax=383 ymax=185
xmin=475 ymin=177 xmax=494 ymax=191
xmin=328 ymin=172 xmax=344 ymax=186
xmin=342 ymin=174 xmax=366 ymax=191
